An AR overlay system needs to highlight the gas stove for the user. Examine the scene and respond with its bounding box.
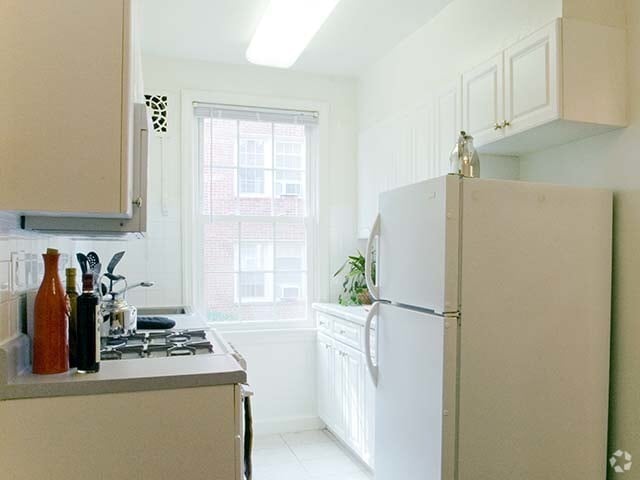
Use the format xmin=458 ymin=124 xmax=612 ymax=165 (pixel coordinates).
xmin=100 ymin=329 xmax=215 ymax=361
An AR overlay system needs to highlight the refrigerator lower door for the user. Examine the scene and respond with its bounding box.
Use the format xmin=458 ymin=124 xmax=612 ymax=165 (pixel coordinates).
xmin=376 ymin=175 xmax=460 ymax=314
xmin=374 ymin=303 xmax=457 ymax=480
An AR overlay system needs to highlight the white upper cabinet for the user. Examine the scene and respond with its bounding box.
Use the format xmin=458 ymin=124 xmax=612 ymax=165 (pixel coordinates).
xmin=462 ymin=53 xmax=504 ymax=146
xmin=0 ymin=0 xmax=142 ymax=216
xmin=462 ymin=18 xmax=626 ymax=155
xmin=504 ymin=20 xmax=559 ymax=136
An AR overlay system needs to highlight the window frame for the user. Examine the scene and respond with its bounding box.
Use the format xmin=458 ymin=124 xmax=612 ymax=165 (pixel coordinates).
xmin=183 ymin=90 xmax=325 ymax=331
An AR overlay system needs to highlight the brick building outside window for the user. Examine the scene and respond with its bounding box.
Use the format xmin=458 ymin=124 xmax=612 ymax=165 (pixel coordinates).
xmin=195 ymin=104 xmax=317 ymax=324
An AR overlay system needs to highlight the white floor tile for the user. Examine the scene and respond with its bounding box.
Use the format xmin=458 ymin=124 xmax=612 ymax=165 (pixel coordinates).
xmin=282 ymin=430 xmax=334 ymax=446
xmin=300 ymin=454 xmax=364 ymax=477
xmin=289 ymin=441 xmax=348 ymax=461
xmin=251 ymin=430 xmax=372 ymax=480
xmin=252 ymin=446 xmax=299 ymax=468
xmin=253 ymin=433 xmax=287 ymax=450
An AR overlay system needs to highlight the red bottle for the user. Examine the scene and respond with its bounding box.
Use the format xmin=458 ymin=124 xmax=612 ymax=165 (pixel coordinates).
xmin=33 ymin=249 xmax=69 ymax=374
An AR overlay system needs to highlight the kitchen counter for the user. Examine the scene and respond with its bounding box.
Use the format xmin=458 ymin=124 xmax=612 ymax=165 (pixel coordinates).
xmin=0 ymin=314 xmax=247 ymax=401
xmin=312 ymin=302 xmax=370 ymax=325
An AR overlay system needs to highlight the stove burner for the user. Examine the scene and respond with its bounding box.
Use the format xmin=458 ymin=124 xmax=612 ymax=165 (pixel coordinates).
xmin=168 ymin=346 xmax=196 ymax=356
xmin=166 ymin=333 xmax=191 ymax=343
xmin=100 ymin=329 xmax=214 ymax=361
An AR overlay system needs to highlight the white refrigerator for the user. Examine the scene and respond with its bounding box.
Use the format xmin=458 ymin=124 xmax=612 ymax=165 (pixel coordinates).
xmin=363 ymin=175 xmax=612 ymax=480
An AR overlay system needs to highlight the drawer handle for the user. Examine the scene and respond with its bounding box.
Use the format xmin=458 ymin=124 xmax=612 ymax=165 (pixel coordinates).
xmin=319 ymin=321 xmax=326 ymax=326
xmin=339 ymin=329 xmax=347 ymax=335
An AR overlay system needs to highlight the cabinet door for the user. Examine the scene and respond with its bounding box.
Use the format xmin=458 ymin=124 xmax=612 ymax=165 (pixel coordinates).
xmin=317 ymin=334 xmax=334 ymax=428
xmin=342 ymin=344 xmax=364 ymax=453
xmin=435 ymin=81 xmax=462 ymax=176
xmin=332 ymin=344 xmax=346 ymax=439
xmin=1 ymin=0 xmax=133 ymax=215
xmin=504 ymin=20 xmax=560 ymax=135
xmin=462 ymin=53 xmax=505 ymax=146
xmin=363 ymin=352 xmax=376 ymax=468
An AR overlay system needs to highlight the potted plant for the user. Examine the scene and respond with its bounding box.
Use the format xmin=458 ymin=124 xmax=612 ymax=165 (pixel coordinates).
xmin=333 ymin=250 xmax=375 ymax=305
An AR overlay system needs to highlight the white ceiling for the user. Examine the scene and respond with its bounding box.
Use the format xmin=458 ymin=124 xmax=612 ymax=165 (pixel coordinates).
xmin=140 ymin=0 xmax=453 ymax=77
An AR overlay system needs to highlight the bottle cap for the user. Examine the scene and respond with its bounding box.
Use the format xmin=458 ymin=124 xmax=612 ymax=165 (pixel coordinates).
xmin=66 ymin=268 xmax=76 ymax=276
xmin=46 ymin=248 xmax=59 ymax=255
xmin=81 ymin=273 xmax=94 ymax=291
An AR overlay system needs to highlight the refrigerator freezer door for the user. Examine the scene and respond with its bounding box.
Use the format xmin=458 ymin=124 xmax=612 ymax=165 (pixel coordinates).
xmin=374 ymin=303 xmax=457 ymax=480
xmin=377 ymin=175 xmax=460 ymax=313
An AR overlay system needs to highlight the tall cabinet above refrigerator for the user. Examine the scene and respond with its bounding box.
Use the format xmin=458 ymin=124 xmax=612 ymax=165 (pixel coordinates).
xmin=363 ymin=175 xmax=612 ymax=480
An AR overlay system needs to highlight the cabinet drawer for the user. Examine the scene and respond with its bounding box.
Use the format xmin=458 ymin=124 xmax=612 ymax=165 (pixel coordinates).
xmin=333 ymin=318 xmax=363 ymax=350
xmin=317 ymin=313 xmax=334 ymax=333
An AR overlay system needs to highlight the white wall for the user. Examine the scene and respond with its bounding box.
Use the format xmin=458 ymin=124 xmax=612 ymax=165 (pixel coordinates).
xmin=135 ymin=55 xmax=359 ymax=432
xmin=519 ymin=0 xmax=638 ymax=472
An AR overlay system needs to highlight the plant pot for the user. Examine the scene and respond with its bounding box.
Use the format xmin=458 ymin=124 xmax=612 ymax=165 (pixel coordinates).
xmin=357 ymin=291 xmax=373 ymax=305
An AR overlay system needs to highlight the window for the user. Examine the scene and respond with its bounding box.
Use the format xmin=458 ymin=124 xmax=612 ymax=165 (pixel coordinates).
xmin=239 ymin=138 xmax=269 ymax=196
xmin=196 ymin=103 xmax=318 ymax=324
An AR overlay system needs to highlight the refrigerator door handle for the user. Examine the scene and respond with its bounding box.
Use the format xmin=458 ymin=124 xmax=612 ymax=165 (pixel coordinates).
xmin=365 ymin=214 xmax=380 ymax=300
xmin=365 ymin=302 xmax=379 ymax=386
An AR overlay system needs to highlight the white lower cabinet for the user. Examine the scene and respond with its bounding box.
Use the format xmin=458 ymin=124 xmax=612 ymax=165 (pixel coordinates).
xmin=0 ymin=385 xmax=243 ymax=480
xmin=317 ymin=314 xmax=375 ymax=469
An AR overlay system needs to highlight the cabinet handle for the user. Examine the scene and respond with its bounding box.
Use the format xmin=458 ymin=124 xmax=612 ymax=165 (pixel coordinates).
xmin=319 ymin=321 xmax=326 ymax=326
xmin=339 ymin=329 xmax=347 ymax=335
xmin=502 ymin=120 xmax=511 ymax=128
xmin=493 ymin=122 xmax=503 ymax=131
xmin=133 ymin=196 xmax=143 ymax=208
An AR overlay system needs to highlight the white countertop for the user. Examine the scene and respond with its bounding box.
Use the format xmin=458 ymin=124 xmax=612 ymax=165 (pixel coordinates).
xmin=312 ymin=302 xmax=370 ymax=325
xmin=0 ymin=313 xmax=246 ymax=401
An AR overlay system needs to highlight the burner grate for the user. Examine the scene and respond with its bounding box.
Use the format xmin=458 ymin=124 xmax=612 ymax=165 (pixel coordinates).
xmin=100 ymin=329 xmax=214 ymax=361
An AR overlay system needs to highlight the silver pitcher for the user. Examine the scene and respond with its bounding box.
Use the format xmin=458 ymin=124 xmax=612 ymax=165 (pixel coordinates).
xmin=450 ymin=131 xmax=480 ymax=178
xmin=100 ymin=294 xmax=138 ymax=337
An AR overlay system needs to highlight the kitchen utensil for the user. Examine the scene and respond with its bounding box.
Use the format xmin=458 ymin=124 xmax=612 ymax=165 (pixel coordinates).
xmin=107 ymin=251 xmax=125 ymax=274
xmin=104 ymin=272 xmax=125 ymax=294
xmin=87 ymin=251 xmax=100 ymax=270
xmin=76 ymin=253 xmax=88 ymax=275
xmin=92 ymin=262 xmax=102 ymax=289
xmin=115 ymin=281 xmax=155 ymax=296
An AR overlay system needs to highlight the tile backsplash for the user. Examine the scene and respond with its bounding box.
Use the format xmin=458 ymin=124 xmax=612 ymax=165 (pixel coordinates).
xmin=0 ymin=213 xmax=76 ymax=345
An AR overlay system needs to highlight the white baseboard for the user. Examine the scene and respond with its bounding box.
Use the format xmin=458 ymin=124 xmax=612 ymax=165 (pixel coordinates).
xmin=253 ymin=415 xmax=324 ymax=435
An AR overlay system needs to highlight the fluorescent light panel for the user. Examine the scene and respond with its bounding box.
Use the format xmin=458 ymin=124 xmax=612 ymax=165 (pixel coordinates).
xmin=246 ymin=0 xmax=342 ymax=68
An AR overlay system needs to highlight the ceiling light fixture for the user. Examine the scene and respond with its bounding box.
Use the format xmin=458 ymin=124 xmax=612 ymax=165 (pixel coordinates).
xmin=246 ymin=0 xmax=342 ymax=69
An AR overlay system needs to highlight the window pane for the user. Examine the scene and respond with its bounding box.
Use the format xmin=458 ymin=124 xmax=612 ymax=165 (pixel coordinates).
xmin=275 ymin=241 xmax=305 ymax=271
xmin=238 ymin=169 xmax=273 ymax=215
xmin=275 ymin=272 xmax=306 ymax=320
xmin=274 ymin=170 xmax=304 ymax=216
xmin=204 ymin=221 xmax=238 ymax=273
xmin=240 ymin=222 xmax=274 ymax=271
xmin=239 ymin=121 xmax=272 ymax=168
xmin=202 ymin=118 xmax=237 ymax=167
xmin=205 ymin=167 xmax=237 ymax=216
xmin=206 ymin=273 xmax=239 ymax=322
xmin=238 ymin=272 xmax=273 ymax=303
